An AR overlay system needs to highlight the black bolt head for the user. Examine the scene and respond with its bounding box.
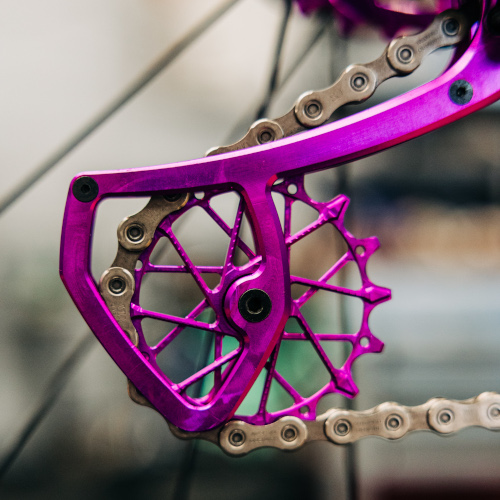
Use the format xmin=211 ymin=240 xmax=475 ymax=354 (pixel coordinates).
xmin=73 ymin=176 xmax=99 ymax=202
xmin=238 ymin=289 xmax=272 ymax=323
xmin=449 ymin=80 xmax=473 ymax=105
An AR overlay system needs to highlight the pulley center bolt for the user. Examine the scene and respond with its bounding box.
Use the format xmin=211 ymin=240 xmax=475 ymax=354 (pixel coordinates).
xmin=109 ymin=277 xmax=126 ymax=295
xmin=385 ymin=414 xmax=402 ymax=431
xmin=238 ymin=289 xmax=272 ymax=323
xmin=334 ymin=419 xmax=351 ymax=436
xmin=437 ymin=409 xmax=454 ymax=425
xmin=351 ymin=74 xmax=368 ymax=92
xmin=443 ymin=18 xmax=460 ymax=37
xmin=304 ymin=100 xmax=322 ymax=119
xmin=281 ymin=424 xmax=298 ymax=442
xmin=126 ymin=224 xmax=145 ymax=243
xmin=228 ymin=429 xmax=246 ymax=447
xmin=397 ymin=46 xmax=414 ymax=64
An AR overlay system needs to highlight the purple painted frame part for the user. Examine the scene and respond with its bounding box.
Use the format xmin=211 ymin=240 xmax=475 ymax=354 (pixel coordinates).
xmin=60 ymin=7 xmax=500 ymax=432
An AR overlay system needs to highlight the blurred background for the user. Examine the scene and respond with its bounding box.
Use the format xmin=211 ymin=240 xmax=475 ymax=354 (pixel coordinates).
xmin=0 ymin=0 xmax=499 ymax=499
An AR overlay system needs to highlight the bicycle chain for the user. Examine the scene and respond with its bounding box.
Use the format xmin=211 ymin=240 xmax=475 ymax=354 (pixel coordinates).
xmin=207 ymin=8 xmax=469 ymax=156
xmin=99 ymin=7 xmax=499 ymax=453
xmin=169 ymin=392 xmax=500 ymax=455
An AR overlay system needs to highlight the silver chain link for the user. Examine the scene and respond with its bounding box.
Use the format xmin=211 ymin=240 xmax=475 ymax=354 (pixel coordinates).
xmin=170 ymin=392 xmax=500 ymax=456
xmin=206 ymin=9 xmax=468 ymax=156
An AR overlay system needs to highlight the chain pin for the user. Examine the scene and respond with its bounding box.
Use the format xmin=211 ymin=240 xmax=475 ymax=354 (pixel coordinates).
xmin=258 ymin=128 xmax=275 ymax=144
xmin=334 ymin=419 xmax=351 ymax=436
xmin=385 ymin=414 xmax=403 ymax=431
xmin=228 ymin=429 xmax=246 ymax=447
xmin=442 ymin=17 xmax=460 ymax=36
xmin=126 ymin=224 xmax=145 ymax=244
xmin=304 ymin=100 xmax=322 ymax=119
xmin=437 ymin=409 xmax=454 ymax=425
xmin=397 ymin=46 xmax=414 ymax=64
xmin=488 ymin=405 xmax=500 ymax=420
xmin=281 ymin=424 xmax=298 ymax=442
xmin=350 ymin=73 xmax=368 ymax=92
xmin=108 ymin=277 xmax=126 ymax=295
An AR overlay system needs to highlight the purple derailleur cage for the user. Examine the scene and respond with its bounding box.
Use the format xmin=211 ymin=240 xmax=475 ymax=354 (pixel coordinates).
xmin=130 ymin=180 xmax=389 ymax=427
xmin=61 ymin=1 xmax=500 ymax=433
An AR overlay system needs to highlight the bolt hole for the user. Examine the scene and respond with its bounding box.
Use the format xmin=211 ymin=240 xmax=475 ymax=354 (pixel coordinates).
xmin=195 ymin=192 xmax=205 ymax=200
xmin=360 ymin=337 xmax=370 ymax=347
xmin=135 ymin=260 xmax=143 ymax=271
xmin=80 ymin=183 xmax=91 ymax=194
xmin=245 ymin=296 xmax=263 ymax=315
xmin=356 ymin=246 xmax=365 ymax=255
xmin=287 ymin=184 xmax=298 ymax=195
xmin=488 ymin=405 xmax=500 ymax=419
xmin=238 ymin=289 xmax=272 ymax=323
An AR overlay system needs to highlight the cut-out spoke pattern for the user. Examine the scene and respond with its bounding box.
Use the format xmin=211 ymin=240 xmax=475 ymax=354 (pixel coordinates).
xmin=235 ymin=175 xmax=390 ymax=424
xmin=128 ymin=178 xmax=389 ymax=423
xmin=131 ymin=191 xmax=256 ymax=405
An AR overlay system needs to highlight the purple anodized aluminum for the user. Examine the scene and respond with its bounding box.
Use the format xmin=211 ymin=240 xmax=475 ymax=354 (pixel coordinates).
xmin=296 ymin=0 xmax=459 ymax=36
xmin=60 ymin=2 xmax=500 ymax=432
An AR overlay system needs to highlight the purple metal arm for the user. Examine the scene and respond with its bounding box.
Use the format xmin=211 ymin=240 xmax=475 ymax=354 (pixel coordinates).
xmin=296 ymin=0 xmax=458 ymax=36
xmin=60 ymin=3 xmax=500 ymax=432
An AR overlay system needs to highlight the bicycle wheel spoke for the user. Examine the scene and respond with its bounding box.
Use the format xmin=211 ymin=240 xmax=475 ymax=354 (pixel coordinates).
xmin=0 ymin=0 xmax=243 ymax=216
xmin=255 ymin=0 xmax=293 ymax=120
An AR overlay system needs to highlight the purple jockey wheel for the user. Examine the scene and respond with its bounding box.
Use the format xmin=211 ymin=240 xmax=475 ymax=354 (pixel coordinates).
xmin=60 ymin=1 xmax=500 ymax=432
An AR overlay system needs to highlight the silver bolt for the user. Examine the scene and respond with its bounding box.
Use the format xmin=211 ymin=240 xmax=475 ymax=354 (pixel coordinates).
xmin=228 ymin=429 xmax=246 ymax=447
xmin=281 ymin=424 xmax=298 ymax=442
